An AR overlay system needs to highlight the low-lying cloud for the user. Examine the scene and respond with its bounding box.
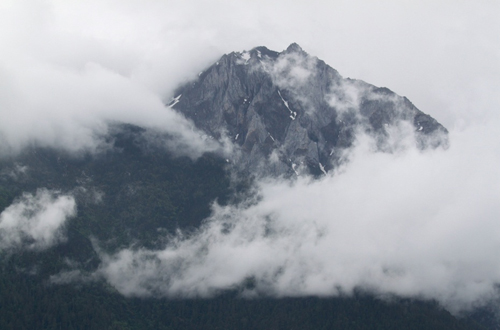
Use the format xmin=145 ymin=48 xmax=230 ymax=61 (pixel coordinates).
xmin=0 ymin=51 xmax=226 ymax=158
xmin=92 ymin=116 xmax=500 ymax=313
xmin=0 ymin=0 xmax=231 ymax=158
xmin=267 ymin=50 xmax=318 ymax=91
xmin=0 ymin=189 xmax=76 ymax=251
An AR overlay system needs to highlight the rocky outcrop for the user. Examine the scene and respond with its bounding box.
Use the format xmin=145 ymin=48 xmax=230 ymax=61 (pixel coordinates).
xmin=170 ymin=43 xmax=447 ymax=177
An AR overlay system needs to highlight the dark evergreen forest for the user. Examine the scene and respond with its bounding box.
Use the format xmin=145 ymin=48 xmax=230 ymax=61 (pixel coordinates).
xmin=0 ymin=125 xmax=489 ymax=329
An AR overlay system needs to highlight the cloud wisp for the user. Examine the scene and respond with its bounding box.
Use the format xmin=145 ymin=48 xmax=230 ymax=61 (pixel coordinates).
xmin=0 ymin=1 xmax=232 ymax=158
xmin=0 ymin=189 xmax=76 ymax=251
xmin=92 ymin=115 xmax=500 ymax=313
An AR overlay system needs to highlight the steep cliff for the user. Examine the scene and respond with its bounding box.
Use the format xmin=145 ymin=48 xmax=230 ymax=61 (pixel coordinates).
xmin=171 ymin=43 xmax=447 ymax=176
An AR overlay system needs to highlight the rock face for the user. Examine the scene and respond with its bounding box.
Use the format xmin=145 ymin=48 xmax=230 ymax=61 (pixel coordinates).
xmin=170 ymin=43 xmax=447 ymax=177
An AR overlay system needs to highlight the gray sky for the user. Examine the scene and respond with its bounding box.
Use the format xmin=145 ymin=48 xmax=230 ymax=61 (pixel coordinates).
xmin=1 ymin=0 xmax=498 ymax=144
xmin=2 ymin=0 xmax=500 ymax=313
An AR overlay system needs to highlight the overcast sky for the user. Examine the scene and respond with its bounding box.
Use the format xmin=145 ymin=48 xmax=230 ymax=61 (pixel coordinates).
xmin=2 ymin=0 xmax=500 ymax=313
xmin=1 ymin=0 xmax=498 ymax=143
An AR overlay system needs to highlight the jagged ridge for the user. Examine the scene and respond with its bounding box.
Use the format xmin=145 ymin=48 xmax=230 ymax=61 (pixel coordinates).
xmin=170 ymin=43 xmax=447 ymax=176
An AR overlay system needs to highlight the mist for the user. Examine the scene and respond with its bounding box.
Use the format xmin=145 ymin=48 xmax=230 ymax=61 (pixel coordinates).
xmin=0 ymin=189 xmax=76 ymax=251
xmin=90 ymin=121 xmax=499 ymax=313
xmin=2 ymin=0 xmax=500 ymax=315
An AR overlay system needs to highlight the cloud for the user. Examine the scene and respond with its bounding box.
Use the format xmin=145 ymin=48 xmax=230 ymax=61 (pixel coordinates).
xmin=1 ymin=0 xmax=498 ymax=154
xmin=325 ymin=79 xmax=367 ymax=114
xmin=0 ymin=0 xmax=232 ymax=157
xmin=93 ymin=114 xmax=500 ymax=313
xmin=266 ymin=50 xmax=319 ymax=91
xmin=0 ymin=163 xmax=28 ymax=180
xmin=0 ymin=48 xmax=224 ymax=157
xmin=0 ymin=189 xmax=76 ymax=251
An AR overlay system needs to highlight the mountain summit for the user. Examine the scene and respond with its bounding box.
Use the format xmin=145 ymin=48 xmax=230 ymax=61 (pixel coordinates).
xmin=169 ymin=43 xmax=447 ymax=177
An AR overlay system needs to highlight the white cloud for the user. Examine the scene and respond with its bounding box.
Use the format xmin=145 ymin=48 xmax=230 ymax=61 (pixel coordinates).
xmin=0 ymin=189 xmax=76 ymax=250
xmin=96 ymin=119 xmax=500 ymax=312
xmin=1 ymin=0 xmax=498 ymax=145
xmin=325 ymin=79 xmax=367 ymax=114
xmin=0 ymin=0 xmax=231 ymax=157
xmin=266 ymin=51 xmax=318 ymax=91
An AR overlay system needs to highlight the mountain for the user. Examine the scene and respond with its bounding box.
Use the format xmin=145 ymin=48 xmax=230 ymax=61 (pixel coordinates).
xmin=170 ymin=43 xmax=447 ymax=176
xmin=0 ymin=44 xmax=491 ymax=330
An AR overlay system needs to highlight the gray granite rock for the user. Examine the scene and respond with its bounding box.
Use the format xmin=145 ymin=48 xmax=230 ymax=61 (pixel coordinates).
xmin=170 ymin=44 xmax=448 ymax=177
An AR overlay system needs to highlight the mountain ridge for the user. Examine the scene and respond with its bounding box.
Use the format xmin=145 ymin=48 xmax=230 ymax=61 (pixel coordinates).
xmin=169 ymin=43 xmax=447 ymax=177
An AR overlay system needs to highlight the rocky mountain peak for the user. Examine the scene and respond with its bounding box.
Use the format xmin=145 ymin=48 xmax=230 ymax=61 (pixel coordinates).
xmin=169 ymin=44 xmax=447 ymax=177
xmin=284 ymin=42 xmax=306 ymax=54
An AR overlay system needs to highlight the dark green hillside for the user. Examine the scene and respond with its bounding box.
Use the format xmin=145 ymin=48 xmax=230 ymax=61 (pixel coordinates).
xmin=0 ymin=265 xmax=487 ymax=330
xmin=0 ymin=125 xmax=486 ymax=330
xmin=0 ymin=125 xmax=232 ymax=253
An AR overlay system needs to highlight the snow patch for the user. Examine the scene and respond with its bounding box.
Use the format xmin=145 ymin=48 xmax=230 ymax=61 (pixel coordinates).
xmin=168 ymin=94 xmax=182 ymax=108
xmin=278 ymin=90 xmax=296 ymax=120
xmin=319 ymin=163 xmax=327 ymax=175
